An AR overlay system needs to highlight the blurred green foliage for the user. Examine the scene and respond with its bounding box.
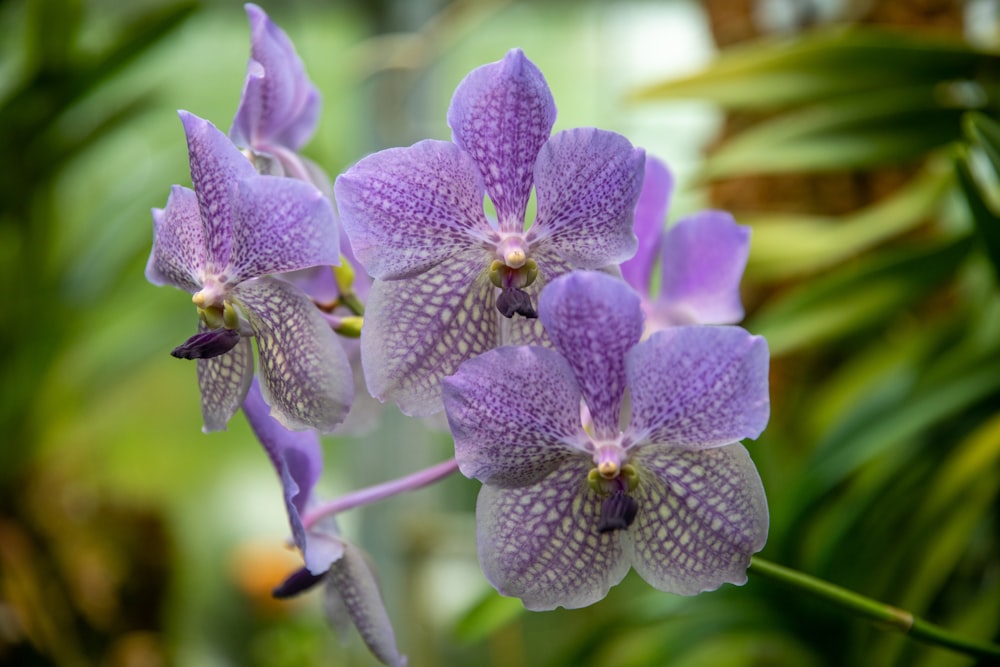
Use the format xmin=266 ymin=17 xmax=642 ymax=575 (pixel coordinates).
xmin=1 ymin=1 xmax=998 ymax=666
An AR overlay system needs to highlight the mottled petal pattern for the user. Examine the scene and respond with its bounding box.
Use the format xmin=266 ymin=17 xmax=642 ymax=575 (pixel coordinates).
xmin=146 ymin=185 xmax=205 ymax=292
xmin=325 ymin=544 xmax=408 ymax=667
xmin=179 ymin=111 xmax=256 ymax=271
xmin=656 ymin=211 xmax=750 ymax=325
xmin=447 ymin=48 xmax=556 ymax=232
xmin=476 ymin=459 xmax=630 ymax=611
xmin=335 ymin=140 xmax=495 ymax=280
xmin=626 ymin=326 xmax=769 ymax=450
xmin=360 ymin=249 xmax=497 ymax=417
xmin=539 ymin=272 xmax=643 ymax=438
xmin=444 ymin=346 xmax=589 ymax=487
xmin=197 ymin=335 xmax=254 ymax=432
xmin=625 ymin=444 xmax=768 ymax=595
xmin=530 ymin=128 xmax=644 ymax=268
xmin=230 ymin=3 xmax=320 ymax=152
xmin=229 ymin=175 xmax=339 ymax=282
xmin=233 ymin=277 xmax=353 ymax=432
xmin=620 ymin=155 xmax=672 ymax=291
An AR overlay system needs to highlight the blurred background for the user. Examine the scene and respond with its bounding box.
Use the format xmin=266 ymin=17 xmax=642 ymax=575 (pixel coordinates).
xmin=1 ymin=0 xmax=999 ymax=665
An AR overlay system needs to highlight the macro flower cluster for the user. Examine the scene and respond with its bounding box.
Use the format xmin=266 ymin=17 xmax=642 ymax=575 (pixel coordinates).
xmin=146 ymin=5 xmax=768 ymax=665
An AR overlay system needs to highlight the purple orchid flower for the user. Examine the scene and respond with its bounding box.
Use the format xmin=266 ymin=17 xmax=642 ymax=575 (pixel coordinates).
xmin=335 ymin=48 xmax=645 ymax=417
xmin=620 ymin=155 xmax=750 ymax=330
xmin=146 ymin=111 xmax=352 ymax=432
xmin=242 ymin=380 xmax=406 ymax=667
xmin=229 ymin=3 xmax=325 ymax=186
xmin=442 ymin=271 xmax=769 ymax=610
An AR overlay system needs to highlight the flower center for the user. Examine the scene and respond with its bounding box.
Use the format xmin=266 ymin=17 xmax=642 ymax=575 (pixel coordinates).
xmin=488 ymin=236 xmax=539 ymax=319
xmin=587 ymin=452 xmax=641 ymax=534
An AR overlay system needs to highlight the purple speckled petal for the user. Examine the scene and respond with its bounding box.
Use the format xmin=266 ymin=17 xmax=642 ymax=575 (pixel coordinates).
xmin=233 ymin=277 xmax=353 ymax=432
xmin=497 ymin=247 xmax=575 ymax=348
xmin=228 ymin=175 xmax=339 ymax=283
xmin=447 ymin=49 xmax=556 ymax=233
xmin=230 ymin=3 xmax=320 ymax=152
xmin=620 ymin=155 xmax=673 ymax=292
xmin=197 ymin=331 xmax=254 ymax=432
xmin=538 ymin=272 xmax=643 ymax=439
xmin=360 ymin=248 xmax=497 ymax=417
xmin=325 ymin=544 xmax=407 ymax=667
xmin=444 ymin=346 xmax=589 ymax=487
xmin=179 ymin=111 xmax=256 ymax=272
xmin=625 ymin=444 xmax=768 ymax=595
xmin=654 ymin=211 xmax=750 ymax=326
xmin=529 ymin=128 xmax=644 ymax=268
xmin=242 ymin=378 xmax=320 ymax=548
xmin=626 ymin=326 xmax=769 ymax=450
xmin=335 ymin=140 xmax=495 ymax=280
xmin=476 ymin=458 xmax=630 ymax=611
xmin=146 ymin=185 xmax=205 ymax=292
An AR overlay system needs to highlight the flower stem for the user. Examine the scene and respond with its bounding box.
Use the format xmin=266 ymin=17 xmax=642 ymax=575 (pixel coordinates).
xmin=301 ymin=458 xmax=460 ymax=530
xmin=748 ymin=557 xmax=1000 ymax=661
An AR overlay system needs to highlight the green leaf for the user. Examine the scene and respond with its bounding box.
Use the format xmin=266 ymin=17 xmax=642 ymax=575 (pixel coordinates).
xmin=452 ymin=589 xmax=524 ymax=644
xmin=699 ymin=89 xmax=963 ymax=178
xmin=955 ymin=145 xmax=1000 ymax=283
xmin=744 ymin=160 xmax=952 ymax=280
xmin=964 ymin=111 xmax=1000 ymax=175
xmin=631 ymin=27 xmax=997 ymax=111
xmin=748 ymin=237 xmax=972 ymax=356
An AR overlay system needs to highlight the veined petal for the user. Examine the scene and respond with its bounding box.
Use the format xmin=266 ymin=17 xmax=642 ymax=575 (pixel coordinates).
xmin=655 ymin=211 xmax=750 ymax=325
xmin=242 ymin=378 xmax=322 ymax=556
xmin=229 ymin=175 xmax=339 ymax=283
xmin=335 ymin=140 xmax=494 ymax=280
xmin=198 ymin=334 xmax=254 ymax=432
xmin=360 ymin=248 xmax=497 ymax=417
xmin=625 ymin=444 xmax=768 ymax=595
xmin=447 ymin=48 xmax=556 ymax=233
xmin=230 ymin=4 xmax=320 ymax=152
xmin=626 ymin=326 xmax=769 ymax=450
xmin=620 ymin=155 xmax=673 ymax=292
xmin=179 ymin=111 xmax=256 ymax=271
xmin=324 ymin=544 xmax=407 ymax=667
xmin=476 ymin=459 xmax=630 ymax=611
xmin=146 ymin=185 xmax=205 ymax=292
xmin=529 ymin=128 xmax=644 ymax=268
xmin=538 ymin=272 xmax=643 ymax=439
xmin=444 ymin=346 xmax=589 ymax=487
xmin=233 ymin=277 xmax=353 ymax=433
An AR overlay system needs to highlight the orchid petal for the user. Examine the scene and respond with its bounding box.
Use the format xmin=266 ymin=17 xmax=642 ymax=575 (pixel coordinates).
xmin=228 ymin=175 xmax=339 ymax=283
xmin=146 ymin=185 xmax=205 ymax=292
xmin=242 ymin=378 xmax=322 ymax=555
xmin=529 ymin=128 xmax=644 ymax=268
xmin=360 ymin=249 xmax=497 ymax=417
xmin=325 ymin=544 xmax=408 ymax=667
xmin=230 ymin=3 xmax=320 ymax=152
xmin=335 ymin=140 xmax=494 ymax=280
xmin=179 ymin=111 xmax=256 ymax=272
xmin=476 ymin=459 xmax=630 ymax=611
xmin=655 ymin=211 xmax=750 ymax=325
xmin=538 ymin=272 xmax=643 ymax=439
xmin=626 ymin=326 xmax=769 ymax=450
xmin=625 ymin=444 xmax=768 ymax=595
xmin=620 ymin=155 xmax=673 ymax=291
xmin=233 ymin=277 xmax=353 ymax=432
xmin=444 ymin=346 xmax=589 ymax=487
xmin=447 ymin=48 xmax=556 ymax=233
xmin=197 ymin=333 xmax=254 ymax=432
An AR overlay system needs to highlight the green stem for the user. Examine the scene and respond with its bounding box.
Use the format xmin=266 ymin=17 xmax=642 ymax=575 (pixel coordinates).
xmin=749 ymin=557 xmax=1000 ymax=661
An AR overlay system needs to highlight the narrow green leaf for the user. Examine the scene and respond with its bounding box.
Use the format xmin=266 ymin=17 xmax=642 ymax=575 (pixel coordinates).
xmin=954 ymin=145 xmax=1000 ymax=283
xmin=631 ymin=27 xmax=996 ymax=111
xmin=964 ymin=111 xmax=1000 ymax=175
xmin=744 ymin=161 xmax=952 ymax=280
xmin=452 ymin=590 xmax=524 ymax=644
xmin=748 ymin=237 xmax=972 ymax=356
